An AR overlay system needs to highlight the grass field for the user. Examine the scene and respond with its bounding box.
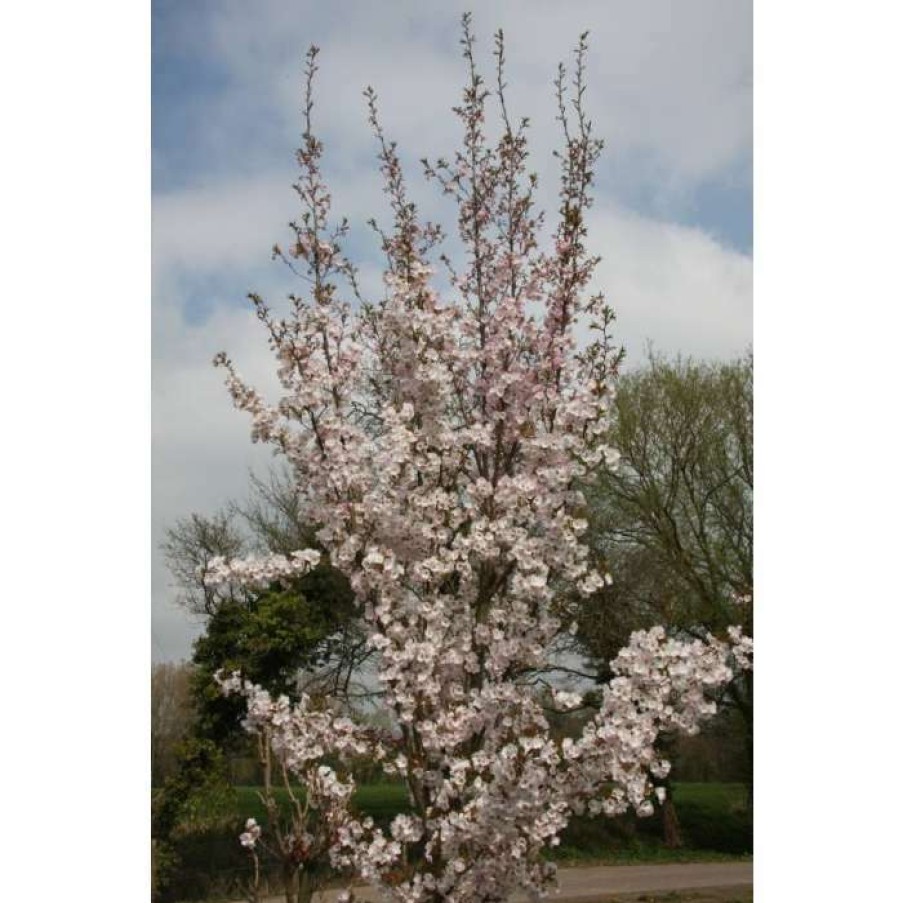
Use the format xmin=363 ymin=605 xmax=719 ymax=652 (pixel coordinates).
xmin=230 ymin=781 xmax=752 ymax=862
xmin=233 ymin=781 xmax=409 ymax=824
xmin=552 ymin=783 xmax=752 ymax=863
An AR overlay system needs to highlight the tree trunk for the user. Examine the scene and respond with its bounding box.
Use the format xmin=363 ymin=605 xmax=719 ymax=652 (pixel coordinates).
xmin=661 ymin=796 xmax=683 ymax=848
xmin=657 ymin=734 xmax=683 ymax=848
xmin=283 ymin=863 xmax=299 ymax=903
xmin=297 ymin=868 xmax=314 ymax=903
xmin=728 ymin=672 xmax=754 ymax=808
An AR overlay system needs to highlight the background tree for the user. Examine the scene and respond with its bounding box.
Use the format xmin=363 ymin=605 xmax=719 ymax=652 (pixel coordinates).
xmin=151 ymin=661 xmax=195 ymax=786
xmin=575 ymin=351 xmax=754 ymax=813
xmin=162 ymin=466 xmax=371 ymax=740
xmin=155 ymin=470 xmax=369 ymax=903
xmin=162 ymin=511 xmax=245 ymax=616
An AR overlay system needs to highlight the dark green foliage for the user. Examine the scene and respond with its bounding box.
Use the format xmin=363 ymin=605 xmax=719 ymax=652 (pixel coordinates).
xmin=153 ymin=738 xmax=230 ymax=838
xmin=667 ymin=784 xmax=752 ymax=856
xmin=151 ymin=738 xmax=236 ymax=901
xmin=153 ymin=822 xmax=250 ymax=903
xmin=554 ymin=784 xmax=752 ymax=862
xmin=190 ymin=563 xmax=355 ymax=747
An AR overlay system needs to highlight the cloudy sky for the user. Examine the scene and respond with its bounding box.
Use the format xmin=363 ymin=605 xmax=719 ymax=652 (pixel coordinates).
xmin=152 ymin=0 xmax=752 ymax=662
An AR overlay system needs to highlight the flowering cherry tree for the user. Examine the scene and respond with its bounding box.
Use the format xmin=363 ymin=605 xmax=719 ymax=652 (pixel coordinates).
xmin=206 ymin=17 xmax=752 ymax=903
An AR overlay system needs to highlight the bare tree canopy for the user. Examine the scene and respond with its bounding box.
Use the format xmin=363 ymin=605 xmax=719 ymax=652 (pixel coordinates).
xmin=575 ymin=351 xmax=753 ymax=794
xmin=584 ymin=351 xmax=752 ymax=645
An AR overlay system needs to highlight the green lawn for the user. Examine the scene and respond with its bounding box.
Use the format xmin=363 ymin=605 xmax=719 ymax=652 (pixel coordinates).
xmin=229 ymin=780 xmax=751 ymax=862
xmin=232 ymin=780 xmax=408 ymax=823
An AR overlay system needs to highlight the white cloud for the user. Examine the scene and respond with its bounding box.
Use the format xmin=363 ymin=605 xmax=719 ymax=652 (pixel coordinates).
xmin=194 ymin=0 xmax=751 ymax=191
xmin=153 ymin=276 xmax=278 ymax=661
xmin=592 ymin=204 xmax=752 ymax=364
xmin=153 ymin=174 xmax=294 ymax=276
xmin=152 ymin=0 xmax=751 ymax=660
xmin=152 ymin=194 xmax=750 ymax=660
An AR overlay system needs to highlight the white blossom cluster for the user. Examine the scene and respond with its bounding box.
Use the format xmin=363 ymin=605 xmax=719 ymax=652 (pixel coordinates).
xmin=560 ymin=627 xmax=753 ymax=820
xmin=219 ymin=672 xmax=376 ymax=874
xmin=206 ymin=32 xmax=755 ymax=903
xmin=239 ymin=817 xmax=262 ymax=850
xmin=205 ymin=549 xmax=321 ymax=591
xmin=218 ymin=672 xmax=376 ymax=777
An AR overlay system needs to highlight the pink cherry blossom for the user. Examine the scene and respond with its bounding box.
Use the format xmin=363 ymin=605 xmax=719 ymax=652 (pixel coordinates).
xmin=206 ymin=24 xmax=753 ymax=903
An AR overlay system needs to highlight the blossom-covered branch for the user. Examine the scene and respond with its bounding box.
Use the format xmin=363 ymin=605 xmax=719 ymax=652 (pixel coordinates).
xmin=207 ymin=16 xmax=753 ymax=903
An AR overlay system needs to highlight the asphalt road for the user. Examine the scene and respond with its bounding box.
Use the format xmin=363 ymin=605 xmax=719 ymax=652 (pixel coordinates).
xmin=237 ymin=861 xmax=753 ymax=902
xmin=519 ymin=862 xmax=752 ymax=901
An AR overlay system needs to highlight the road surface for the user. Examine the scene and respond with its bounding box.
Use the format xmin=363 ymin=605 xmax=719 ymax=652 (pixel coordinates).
xmin=236 ymin=861 xmax=753 ymax=902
